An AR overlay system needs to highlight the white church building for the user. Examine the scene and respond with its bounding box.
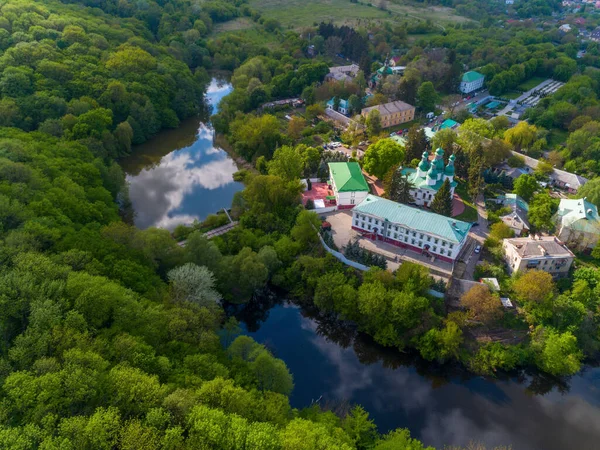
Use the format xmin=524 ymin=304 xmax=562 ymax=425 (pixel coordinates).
xmin=401 ymin=148 xmax=457 ymax=207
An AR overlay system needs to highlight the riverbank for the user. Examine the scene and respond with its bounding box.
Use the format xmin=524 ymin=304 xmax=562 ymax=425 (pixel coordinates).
xmin=214 ymin=133 xmax=258 ymax=174
xmin=231 ymin=294 xmax=600 ymax=450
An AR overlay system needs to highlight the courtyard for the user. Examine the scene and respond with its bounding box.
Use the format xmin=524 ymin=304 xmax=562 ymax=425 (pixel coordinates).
xmin=322 ymin=210 xmax=454 ymax=277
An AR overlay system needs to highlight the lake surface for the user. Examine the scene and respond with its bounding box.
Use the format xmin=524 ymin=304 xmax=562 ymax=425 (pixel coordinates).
xmin=120 ymin=79 xmax=243 ymax=229
xmin=238 ymin=300 xmax=600 ymax=450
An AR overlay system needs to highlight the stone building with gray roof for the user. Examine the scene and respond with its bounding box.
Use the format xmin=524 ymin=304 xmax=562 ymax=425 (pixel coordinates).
xmin=502 ymin=236 xmax=574 ymax=278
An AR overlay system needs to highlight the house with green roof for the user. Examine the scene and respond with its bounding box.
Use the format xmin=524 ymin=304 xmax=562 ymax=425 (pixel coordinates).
xmin=328 ymin=162 xmax=370 ymax=209
xmin=400 ymin=148 xmax=457 ymax=207
xmin=460 ymin=71 xmax=485 ymax=94
xmin=555 ymin=198 xmax=600 ymax=250
xmin=327 ymin=97 xmax=350 ymax=116
xmin=352 ymin=194 xmax=472 ymax=262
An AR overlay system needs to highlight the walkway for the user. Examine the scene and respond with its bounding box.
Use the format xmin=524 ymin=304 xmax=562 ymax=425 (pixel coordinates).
xmin=323 ymin=210 xmax=453 ymax=278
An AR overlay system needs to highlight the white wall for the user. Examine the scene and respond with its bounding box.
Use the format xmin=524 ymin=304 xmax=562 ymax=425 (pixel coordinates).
xmin=337 ymin=190 xmax=368 ymax=207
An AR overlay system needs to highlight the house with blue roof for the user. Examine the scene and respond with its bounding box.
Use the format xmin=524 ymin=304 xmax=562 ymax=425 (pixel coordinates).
xmin=400 ymin=148 xmax=457 ymax=207
xmin=327 ymin=97 xmax=350 ymax=116
xmin=555 ymin=198 xmax=600 ymax=250
xmin=498 ymin=193 xmax=530 ymax=236
xmin=351 ymin=194 xmax=472 ymax=263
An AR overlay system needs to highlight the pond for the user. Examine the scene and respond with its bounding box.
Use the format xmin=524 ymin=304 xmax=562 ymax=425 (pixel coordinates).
xmin=236 ymin=299 xmax=600 ymax=450
xmin=120 ymin=79 xmax=243 ymax=230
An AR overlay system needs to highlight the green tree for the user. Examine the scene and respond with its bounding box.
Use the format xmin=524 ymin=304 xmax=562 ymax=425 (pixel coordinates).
xmin=528 ymin=192 xmax=558 ymax=232
xmin=513 ymin=174 xmax=538 ymax=202
xmin=430 ymin=179 xmax=453 ymax=217
xmin=416 ymin=81 xmax=439 ymax=113
xmin=167 ymin=263 xmax=221 ymax=307
xmin=366 ymin=109 xmax=382 ymax=136
xmin=268 ymin=146 xmax=304 ymax=181
xmin=363 ymin=139 xmax=405 ymax=179
xmin=531 ymin=327 xmax=582 ymax=376
xmin=404 ymin=126 xmax=428 ymax=163
xmin=383 ymin=166 xmax=414 ymax=204
xmin=504 ymin=121 xmax=538 ymax=152
xmin=577 ymin=178 xmax=600 ymax=210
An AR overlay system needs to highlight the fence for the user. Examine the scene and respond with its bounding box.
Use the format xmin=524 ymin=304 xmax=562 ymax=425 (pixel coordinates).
xmin=318 ymin=233 xmax=369 ymax=271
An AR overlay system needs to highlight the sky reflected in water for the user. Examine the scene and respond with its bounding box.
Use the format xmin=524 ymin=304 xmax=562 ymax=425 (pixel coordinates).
xmin=245 ymin=303 xmax=600 ymax=450
xmin=121 ymin=79 xmax=243 ymax=229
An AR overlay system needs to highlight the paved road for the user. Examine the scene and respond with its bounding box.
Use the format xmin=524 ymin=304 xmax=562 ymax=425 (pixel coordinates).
xmin=461 ymin=194 xmax=489 ymax=280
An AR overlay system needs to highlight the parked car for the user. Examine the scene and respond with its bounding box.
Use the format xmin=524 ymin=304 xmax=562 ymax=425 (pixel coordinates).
xmin=474 ymin=245 xmax=481 ymax=254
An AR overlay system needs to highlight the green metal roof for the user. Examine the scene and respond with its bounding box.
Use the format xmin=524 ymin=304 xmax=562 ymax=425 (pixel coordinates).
xmin=556 ymin=198 xmax=600 ymax=234
xmin=439 ymin=119 xmax=459 ymax=130
xmin=401 ymin=168 xmax=458 ymax=190
xmin=328 ymin=162 xmax=369 ymax=193
xmin=462 ymin=71 xmax=484 ymax=83
xmin=354 ymin=195 xmax=471 ymax=243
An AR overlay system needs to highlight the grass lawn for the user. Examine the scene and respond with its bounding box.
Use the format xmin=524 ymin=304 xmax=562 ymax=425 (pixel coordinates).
xmin=517 ymin=77 xmax=547 ymax=92
xmin=454 ymin=181 xmax=478 ymax=222
xmin=248 ymin=0 xmax=471 ymax=29
xmin=502 ymin=91 xmax=521 ymax=100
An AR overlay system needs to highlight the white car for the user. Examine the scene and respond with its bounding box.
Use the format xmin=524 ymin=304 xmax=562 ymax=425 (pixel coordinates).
xmin=474 ymin=245 xmax=481 ymax=254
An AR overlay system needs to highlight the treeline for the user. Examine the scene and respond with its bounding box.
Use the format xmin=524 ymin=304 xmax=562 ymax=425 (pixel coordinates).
xmin=0 ymin=1 xmax=439 ymax=448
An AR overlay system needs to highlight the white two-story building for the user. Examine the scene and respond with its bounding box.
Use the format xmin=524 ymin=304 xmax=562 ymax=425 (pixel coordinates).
xmin=351 ymin=195 xmax=472 ymax=263
xmin=328 ymin=162 xmax=370 ymax=209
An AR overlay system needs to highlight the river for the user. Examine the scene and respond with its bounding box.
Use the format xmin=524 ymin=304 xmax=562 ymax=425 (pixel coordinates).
xmin=235 ymin=299 xmax=600 ymax=450
xmin=120 ymin=79 xmax=243 ymax=230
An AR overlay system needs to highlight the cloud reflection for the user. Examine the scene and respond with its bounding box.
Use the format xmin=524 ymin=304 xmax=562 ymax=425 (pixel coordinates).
xmin=127 ymin=123 xmax=242 ymax=230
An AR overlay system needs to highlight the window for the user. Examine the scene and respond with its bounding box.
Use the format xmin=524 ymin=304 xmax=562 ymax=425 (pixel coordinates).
xmin=368 ymin=225 xmax=371 ymax=230
xmin=420 ymin=234 xmax=424 ymax=239
xmin=412 ymin=232 xmax=416 ymax=237
xmin=394 ymin=233 xmax=398 ymax=239
xmin=449 ymin=244 xmax=454 ymax=249
xmin=434 ymin=238 xmax=439 ymax=244
xmin=369 ymin=217 xmax=372 ymax=223
xmin=440 ymin=249 xmax=445 ymax=255
xmin=350 ymin=198 xmax=355 ymax=205
xmin=394 ymin=226 xmax=398 ymax=231
xmin=442 ymin=241 xmax=446 ymax=247
xmin=418 ymin=241 xmax=422 ymax=247
xmin=411 ymin=239 xmax=415 ymax=245
xmin=387 ymin=231 xmax=391 ymax=237
xmin=433 ymin=246 xmax=437 ymax=252
xmin=427 ymin=236 xmax=431 ymax=242
xmin=361 ymin=215 xmax=365 ymax=220
xmin=355 ymin=220 xmax=359 ymax=226
xmin=361 ymin=222 xmax=365 ymax=228
xmin=374 ymin=220 xmax=379 ymax=225
xmin=404 ymin=237 xmax=408 ymax=243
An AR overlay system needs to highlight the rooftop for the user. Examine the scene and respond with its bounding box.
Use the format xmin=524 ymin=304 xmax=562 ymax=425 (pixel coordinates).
xmin=504 ymin=236 xmax=574 ymax=259
xmin=556 ymin=198 xmax=600 ymax=233
xmin=353 ymin=194 xmax=471 ymax=243
xmin=462 ymin=71 xmax=485 ymax=83
xmin=512 ymin=151 xmax=588 ymax=188
xmin=362 ymin=100 xmax=415 ymax=116
xmin=328 ymin=162 xmax=370 ymax=193
xmin=439 ymin=119 xmax=459 ymax=130
xmin=402 ymin=167 xmax=458 ymax=190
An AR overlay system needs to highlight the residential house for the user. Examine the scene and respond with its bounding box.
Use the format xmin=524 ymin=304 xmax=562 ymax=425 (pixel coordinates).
xmin=496 ymin=152 xmax=588 ymax=193
xmin=400 ymin=148 xmax=457 ymax=207
xmin=503 ymin=236 xmax=574 ymax=278
xmin=326 ymin=64 xmax=360 ymax=83
xmin=558 ymin=24 xmax=572 ymax=33
xmin=459 ymin=71 xmax=485 ymax=94
xmin=328 ymin=162 xmax=370 ymax=209
xmin=352 ymin=194 xmax=472 ymax=263
xmin=591 ymin=26 xmax=600 ymax=42
xmin=327 ymin=97 xmax=350 ymax=116
xmin=499 ymin=193 xmax=530 ymax=236
xmin=554 ymin=198 xmax=600 ymax=250
xmin=361 ymin=100 xmax=415 ymax=128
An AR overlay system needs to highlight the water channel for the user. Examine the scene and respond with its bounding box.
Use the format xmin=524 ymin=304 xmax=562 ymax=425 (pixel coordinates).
xmin=123 ymin=79 xmax=600 ymax=450
xmin=120 ymin=79 xmax=243 ymax=230
xmin=236 ymin=299 xmax=600 ymax=450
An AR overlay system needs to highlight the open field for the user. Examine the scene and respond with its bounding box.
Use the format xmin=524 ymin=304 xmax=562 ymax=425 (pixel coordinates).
xmin=517 ymin=76 xmax=547 ymax=91
xmin=212 ymin=17 xmax=255 ymax=34
xmin=248 ymin=0 xmax=471 ymax=29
